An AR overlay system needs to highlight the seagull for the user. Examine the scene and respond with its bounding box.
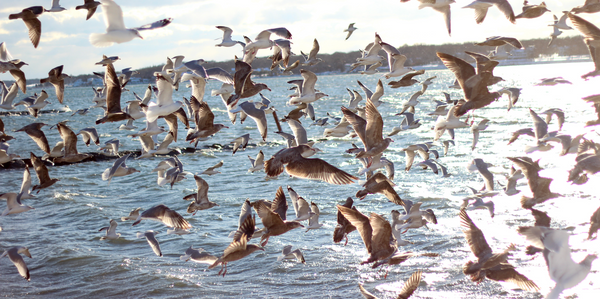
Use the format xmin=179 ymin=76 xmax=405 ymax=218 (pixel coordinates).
xmin=501 ymin=166 xmax=524 ymax=196
xmin=341 ymin=22 xmax=357 ymax=41
xmin=475 ymin=36 xmax=523 ymax=49
xmin=8 ymin=6 xmax=44 ymax=48
xmin=433 ymin=106 xmax=469 ymax=141
xmin=519 ymin=226 xmax=597 ymax=298
xmin=201 ymin=161 xmax=223 ymax=175
xmin=132 ymin=204 xmax=191 ymax=229
xmin=287 ymin=186 xmax=313 ymax=222
xmin=137 ymin=230 xmax=162 ymax=257
xmin=417 ymin=0 xmax=455 ymax=36
xmin=184 ymin=175 xmax=218 ymax=215
xmin=76 ymin=0 xmax=101 ymax=20
xmin=234 ymin=101 xmax=266 ymax=141
xmin=89 ymin=0 xmax=172 ymax=47
xmin=342 ymin=98 xmax=393 ymax=162
xmin=99 ymin=219 xmax=120 ymax=240
xmin=358 ymin=270 xmax=422 ymax=299
xmin=145 ymin=72 xmax=182 ymax=123
xmin=15 ymin=123 xmax=50 ymax=154
xmin=0 ymin=193 xmax=34 ymax=216
xmin=17 ymin=167 xmax=35 ymax=201
xmin=497 ymin=87 xmax=521 ymax=111
xmin=436 ymin=52 xmax=501 ymax=116
xmin=0 ymin=82 xmax=19 ymax=110
xmin=52 ymin=122 xmax=91 ymax=164
xmin=30 ymin=152 xmax=59 ymax=193
xmin=388 ymin=69 xmax=425 ymax=88
xmin=45 ymin=0 xmax=66 ymax=12
xmin=95 ymin=61 xmax=134 ymax=124
xmin=186 ymin=97 xmax=228 ymax=144
xmin=463 ymin=0 xmax=516 ymax=24
xmin=390 ymin=210 xmax=411 ymax=247
xmin=253 ymin=188 xmax=304 ymax=246
xmin=301 ymin=39 xmax=322 ymax=66
xmin=568 ymin=13 xmax=600 ymax=80
xmin=333 ymin=197 xmax=357 ymax=245
xmin=0 ymin=246 xmax=32 ymax=281
xmin=40 ymin=65 xmax=69 ymax=104
xmin=305 ymin=202 xmax=323 ymax=232
xmin=180 ymin=246 xmax=218 ymax=264
xmin=264 ymin=144 xmax=357 ymax=185
xmin=355 ymin=172 xmax=404 ymax=206
xmin=277 ymin=245 xmax=305 ymax=263
xmin=380 ymin=41 xmax=414 ymax=78
xmin=471 ymin=119 xmax=490 ymax=150
xmin=588 ymin=206 xmax=600 ymax=240
xmin=248 ymin=150 xmax=264 ymax=173
xmin=288 ymin=69 xmax=327 ymax=105
xmin=215 ymin=26 xmax=245 ymax=47
xmin=508 ymin=156 xmax=560 ymax=208
xmin=460 ymin=210 xmax=538 ymax=291
xmin=336 ymin=205 xmax=397 ymax=265
xmin=209 ymin=214 xmax=264 ymax=276
xmin=101 ymin=154 xmax=139 ymax=185
xmin=515 ymin=1 xmax=550 ymax=19
xmin=121 ymin=207 xmax=141 ymax=221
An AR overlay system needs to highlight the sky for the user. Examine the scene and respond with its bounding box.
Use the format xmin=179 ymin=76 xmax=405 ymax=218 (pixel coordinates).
xmin=0 ymin=0 xmax=597 ymax=80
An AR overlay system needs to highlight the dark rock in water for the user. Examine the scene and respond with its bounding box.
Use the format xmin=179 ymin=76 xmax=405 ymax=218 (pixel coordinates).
xmin=0 ymin=141 xmax=270 ymax=170
xmin=0 ymin=109 xmax=69 ymax=116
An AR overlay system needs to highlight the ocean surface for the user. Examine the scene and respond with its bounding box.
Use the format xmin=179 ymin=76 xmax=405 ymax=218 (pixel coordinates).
xmin=1 ymin=61 xmax=599 ymax=298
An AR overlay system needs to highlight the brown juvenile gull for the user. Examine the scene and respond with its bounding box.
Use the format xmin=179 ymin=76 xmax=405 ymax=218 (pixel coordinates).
xmin=15 ymin=123 xmax=50 ymax=154
xmin=53 ymin=122 xmax=91 ymax=164
xmin=359 ymin=270 xmax=422 ymax=298
xmin=507 ymin=157 xmax=560 ymax=208
xmin=184 ymin=175 xmax=218 ymax=215
xmin=132 ymin=204 xmax=191 ymax=229
xmin=95 ymin=61 xmax=133 ymax=124
xmin=515 ymin=1 xmax=550 ymax=19
xmin=588 ymin=206 xmax=600 ymax=240
xmin=137 ymin=230 xmax=162 ymax=257
xmin=460 ymin=210 xmax=538 ymax=291
xmin=209 ymin=214 xmax=264 ymax=276
xmin=356 ymin=172 xmax=404 ymax=206
xmin=436 ymin=52 xmax=501 ymax=116
xmin=40 ymin=65 xmax=69 ymax=104
xmin=186 ymin=97 xmax=228 ymax=144
xmin=265 ymin=144 xmax=357 ymax=185
xmin=337 ymin=205 xmax=396 ymax=265
xmin=30 ymin=152 xmax=59 ymax=193
xmin=201 ymin=160 xmax=223 ymax=176
xmin=568 ymin=13 xmax=600 ymax=80
xmin=76 ymin=0 xmax=101 ymax=20
xmin=227 ymin=60 xmax=271 ymax=107
xmin=0 ymin=246 xmax=32 ymax=281
xmin=462 ymin=0 xmax=515 ymax=24
xmin=8 ymin=6 xmax=43 ymax=48
xmin=341 ymin=98 xmax=393 ymax=162
xmin=334 ymin=197 xmax=357 ymax=245
xmin=388 ymin=69 xmax=425 ymax=88
xmin=253 ymin=191 xmax=303 ymax=246
xmin=572 ymin=0 xmax=600 ymax=14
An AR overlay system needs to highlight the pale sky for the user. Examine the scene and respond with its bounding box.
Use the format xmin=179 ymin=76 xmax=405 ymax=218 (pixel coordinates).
xmin=0 ymin=0 xmax=597 ymax=80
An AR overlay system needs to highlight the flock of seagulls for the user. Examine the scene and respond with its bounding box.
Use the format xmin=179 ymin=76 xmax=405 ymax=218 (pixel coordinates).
xmin=1 ymin=0 xmax=600 ymax=298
